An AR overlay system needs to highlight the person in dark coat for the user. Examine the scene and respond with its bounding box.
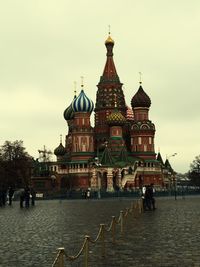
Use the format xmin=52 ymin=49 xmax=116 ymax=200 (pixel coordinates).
xmin=30 ymin=188 xmax=36 ymax=206
xmin=24 ymin=187 xmax=30 ymax=208
xmin=145 ymin=185 xmax=152 ymax=210
xmin=149 ymin=183 xmax=156 ymax=210
xmin=20 ymin=189 xmax=25 ymax=208
xmin=0 ymin=188 xmax=3 ymax=207
xmin=8 ymin=187 xmax=14 ymax=205
xmin=1 ymin=186 xmax=7 ymax=206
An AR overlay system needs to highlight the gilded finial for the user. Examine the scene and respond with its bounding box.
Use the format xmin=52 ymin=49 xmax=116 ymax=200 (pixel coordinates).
xmin=60 ymin=134 xmax=62 ymax=144
xmin=74 ymin=81 xmax=77 ymax=96
xmin=105 ymin=25 xmax=114 ymax=45
xmin=108 ymin=24 xmax=111 ymax=35
xmin=81 ymin=76 xmax=84 ymax=88
xmin=139 ymin=72 xmax=142 ymax=84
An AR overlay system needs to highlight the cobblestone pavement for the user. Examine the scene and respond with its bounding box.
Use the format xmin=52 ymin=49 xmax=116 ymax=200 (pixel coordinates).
xmin=0 ymin=196 xmax=200 ymax=267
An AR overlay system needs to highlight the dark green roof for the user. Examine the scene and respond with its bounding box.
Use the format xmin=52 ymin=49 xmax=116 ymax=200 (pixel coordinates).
xmin=100 ymin=147 xmax=115 ymax=166
xmin=118 ymin=146 xmax=128 ymax=162
xmin=157 ymin=152 xmax=164 ymax=165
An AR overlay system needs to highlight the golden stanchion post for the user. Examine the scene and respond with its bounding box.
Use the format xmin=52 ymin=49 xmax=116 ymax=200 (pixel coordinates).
xmin=100 ymin=224 xmax=105 ymax=257
xmin=126 ymin=208 xmax=129 ymax=219
xmin=131 ymin=202 xmax=134 ymax=213
xmin=140 ymin=199 xmax=143 ymax=213
xmin=137 ymin=200 xmax=140 ymax=214
xmin=111 ymin=216 xmax=116 ymax=244
xmin=57 ymin=247 xmax=65 ymax=267
xmin=84 ymin=235 xmax=90 ymax=267
xmin=120 ymin=210 xmax=124 ymax=236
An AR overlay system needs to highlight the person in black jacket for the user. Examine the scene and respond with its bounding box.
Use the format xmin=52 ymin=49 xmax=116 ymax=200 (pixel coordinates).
xmin=149 ymin=183 xmax=156 ymax=210
xmin=8 ymin=187 xmax=14 ymax=205
xmin=24 ymin=187 xmax=30 ymax=208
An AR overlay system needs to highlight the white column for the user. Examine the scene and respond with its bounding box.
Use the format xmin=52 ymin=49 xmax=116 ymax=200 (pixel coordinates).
xmin=90 ymin=167 xmax=98 ymax=190
xmin=107 ymin=168 xmax=114 ymax=192
xmin=117 ymin=171 xmax=122 ymax=189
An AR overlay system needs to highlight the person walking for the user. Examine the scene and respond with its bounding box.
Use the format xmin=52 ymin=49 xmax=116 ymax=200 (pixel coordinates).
xmin=141 ymin=185 xmax=147 ymax=211
xmin=1 ymin=186 xmax=7 ymax=206
xmin=24 ymin=187 xmax=30 ymax=208
xmin=30 ymin=188 xmax=36 ymax=206
xmin=8 ymin=187 xmax=14 ymax=205
xmin=150 ymin=183 xmax=156 ymax=210
xmin=20 ymin=189 xmax=25 ymax=208
xmin=145 ymin=185 xmax=152 ymax=210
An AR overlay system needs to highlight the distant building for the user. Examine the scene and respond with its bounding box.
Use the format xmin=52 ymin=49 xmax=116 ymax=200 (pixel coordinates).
xmin=32 ymin=34 xmax=173 ymax=193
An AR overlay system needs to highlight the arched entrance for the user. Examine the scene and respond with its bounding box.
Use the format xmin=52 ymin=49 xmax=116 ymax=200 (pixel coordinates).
xmin=60 ymin=176 xmax=72 ymax=190
xmin=101 ymin=172 xmax=107 ymax=190
xmin=112 ymin=171 xmax=119 ymax=191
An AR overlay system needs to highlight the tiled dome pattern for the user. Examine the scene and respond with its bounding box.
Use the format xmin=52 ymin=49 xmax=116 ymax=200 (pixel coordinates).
xmin=107 ymin=110 xmax=126 ymax=126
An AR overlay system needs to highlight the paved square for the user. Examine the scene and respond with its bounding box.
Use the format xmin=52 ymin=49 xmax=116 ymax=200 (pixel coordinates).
xmin=0 ymin=196 xmax=200 ymax=267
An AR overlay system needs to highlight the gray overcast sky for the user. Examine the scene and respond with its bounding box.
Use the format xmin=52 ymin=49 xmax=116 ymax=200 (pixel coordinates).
xmin=0 ymin=0 xmax=199 ymax=173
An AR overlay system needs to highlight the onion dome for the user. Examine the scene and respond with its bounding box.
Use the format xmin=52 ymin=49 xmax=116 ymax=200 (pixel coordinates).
xmin=54 ymin=143 xmax=66 ymax=156
xmin=105 ymin=35 xmax=114 ymax=45
xmin=131 ymin=85 xmax=151 ymax=109
xmin=63 ymin=103 xmax=74 ymax=121
xmin=126 ymin=105 xmax=134 ymax=121
xmin=107 ymin=109 xmax=126 ymax=126
xmin=72 ymin=89 xmax=94 ymax=113
xmin=54 ymin=135 xmax=66 ymax=156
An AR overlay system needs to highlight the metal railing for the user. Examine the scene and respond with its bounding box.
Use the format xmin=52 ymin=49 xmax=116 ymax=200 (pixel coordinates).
xmin=52 ymin=199 xmax=143 ymax=267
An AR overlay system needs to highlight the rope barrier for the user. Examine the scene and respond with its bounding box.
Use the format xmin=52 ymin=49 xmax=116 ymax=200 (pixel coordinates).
xmin=52 ymin=199 xmax=143 ymax=267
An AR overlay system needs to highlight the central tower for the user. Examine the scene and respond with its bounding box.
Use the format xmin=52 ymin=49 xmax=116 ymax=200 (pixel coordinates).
xmin=94 ymin=34 xmax=127 ymax=149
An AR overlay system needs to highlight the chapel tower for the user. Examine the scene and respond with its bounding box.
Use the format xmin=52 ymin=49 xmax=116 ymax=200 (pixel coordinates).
xmin=94 ymin=34 xmax=126 ymax=149
xmin=130 ymin=82 xmax=156 ymax=159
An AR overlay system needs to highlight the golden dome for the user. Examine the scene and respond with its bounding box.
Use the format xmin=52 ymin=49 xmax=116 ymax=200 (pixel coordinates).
xmin=105 ymin=35 xmax=114 ymax=45
xmin=107 ymin=110 xmax=126 ymax=126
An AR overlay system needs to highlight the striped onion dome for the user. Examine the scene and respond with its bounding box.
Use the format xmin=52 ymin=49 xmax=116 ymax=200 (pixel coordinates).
xmin=54 ymin=143 xmax=66 ymax=156
xmin=126 ymin=105 xmax=134 ymax=121
xmin=107 ymin=109 xmax=126 ymax=126
xmin=72 ymin=89 xmax=94 ymax=113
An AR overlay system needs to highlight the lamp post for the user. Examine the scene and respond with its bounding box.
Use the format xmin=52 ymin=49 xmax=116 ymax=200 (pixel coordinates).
xmin=167 ymin=153 xmax=177 ymax=200
xmin=94 ymin=157 xmax=101 ymax=199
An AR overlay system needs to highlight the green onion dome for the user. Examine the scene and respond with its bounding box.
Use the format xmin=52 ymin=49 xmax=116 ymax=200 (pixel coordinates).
xmin=63 ymin=103 xmax=74 ymax=121
xmin=72 ymin=90 xmax=94 ymax=113
xmin=54 ymin=143 xmax=66 ymax=156
xmin=131 ymin=85 xmax=151 ymax=108
xmin=107 ymin=109 xmax=126 ymax=126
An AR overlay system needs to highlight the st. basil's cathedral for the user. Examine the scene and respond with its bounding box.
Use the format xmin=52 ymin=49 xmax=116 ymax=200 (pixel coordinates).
xmin=32 ymin=34 xmax=173 ymax=193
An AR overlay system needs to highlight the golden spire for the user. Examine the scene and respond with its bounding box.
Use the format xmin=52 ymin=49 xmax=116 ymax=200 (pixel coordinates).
xmin=105 ymin=25 xmax=114 ymax=45
xmin=60 ymin=134 xmax=62 ymax=144
xmin=81 ymin=76 xmax=84 ymax=88
xmin=139 ymin=72 xmax=142 ymax=84
xmin=108 ymin=24 xmax=111 ymax=35
xmin=74 ymin=81 xmax=77 ymax=96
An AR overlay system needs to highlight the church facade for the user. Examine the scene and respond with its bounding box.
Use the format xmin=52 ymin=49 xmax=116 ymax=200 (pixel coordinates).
xmin=51 ymin=34 xmax=166 ymax=192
